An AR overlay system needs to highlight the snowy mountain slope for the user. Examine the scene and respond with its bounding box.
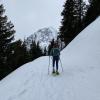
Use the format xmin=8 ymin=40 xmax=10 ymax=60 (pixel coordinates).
xmin=0 ymin=17 xmax=100 ymax=100
xmin=25 ymin=27 xmax=57 ymax=49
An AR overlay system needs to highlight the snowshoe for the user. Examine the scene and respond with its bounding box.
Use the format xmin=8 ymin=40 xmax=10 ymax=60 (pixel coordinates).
xmin=52 ymin=71 xmax=60 ymax=76
xmin=56 ymin=71 xmax=59 ymax=75
xmin=52 ymin=69 xmax=55 ymax=74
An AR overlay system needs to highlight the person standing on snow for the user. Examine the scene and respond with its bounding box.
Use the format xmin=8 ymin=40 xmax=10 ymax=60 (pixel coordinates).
xmin=50 ymin=43 xmax=60 ymax=74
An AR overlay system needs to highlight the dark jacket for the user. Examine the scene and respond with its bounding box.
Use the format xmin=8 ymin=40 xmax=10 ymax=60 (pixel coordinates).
xmin=50 ymin=48 xmax=60 ymax=57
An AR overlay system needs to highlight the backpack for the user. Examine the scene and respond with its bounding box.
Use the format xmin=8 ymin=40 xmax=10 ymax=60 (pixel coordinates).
xmin=51 ymin=48 xmax=60 ymax=56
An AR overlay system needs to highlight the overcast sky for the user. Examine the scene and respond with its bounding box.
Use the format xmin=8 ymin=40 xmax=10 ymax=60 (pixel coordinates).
xmin=2 ymin=0 xmax=65 ymax=40
xmin=1 ymin=0 xmax=88 ymax=40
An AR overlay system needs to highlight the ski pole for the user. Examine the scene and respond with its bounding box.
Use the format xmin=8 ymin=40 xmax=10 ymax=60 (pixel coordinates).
xmin=59 ymin=57 xmax=63 ymax=72
xmin=48 ymin=56 xmax=50 ymax=75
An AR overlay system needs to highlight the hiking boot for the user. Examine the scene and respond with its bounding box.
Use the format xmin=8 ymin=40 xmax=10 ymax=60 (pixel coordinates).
xmin=56 ymin=71 xmax=59 ymax=75
xmin=52 ymin=69 xmax=55 ymax=74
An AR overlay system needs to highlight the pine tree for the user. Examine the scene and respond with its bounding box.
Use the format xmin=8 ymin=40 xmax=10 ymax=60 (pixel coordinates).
xmin=36 ymin=42 xmax=43 ymax=57
xmin=30 ymin=41 xmax=43 ymax=60
xmin=7 ymin=40 xmax=30 ymax=68
xmin=30 ymin=41 xmax=37 ymax=60
xmin=59 ymin=0 xmax=75 ymax=44
xmin=75 ymin=0 xmax=87 ymax=29
xmin=43 ymin=47 xmax=47 ymax=56
xmin=16 ymin=40 xmax=30 ymax=66
xmin=84 ymin=0 xmax=100 ymax=26
xmin=59 ymin=0 xmax=87 ymax=45
xmin=0 ymin=4 xmax=15 ymax=79
xmin=6 ymin=40 xmax=22 ymax=69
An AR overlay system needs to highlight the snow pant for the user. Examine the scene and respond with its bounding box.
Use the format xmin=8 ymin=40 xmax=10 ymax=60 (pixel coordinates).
xmin=52 ymin=56 xmax=59 ymax=71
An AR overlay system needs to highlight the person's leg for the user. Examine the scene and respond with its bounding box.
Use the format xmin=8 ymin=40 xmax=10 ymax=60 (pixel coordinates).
xmin=52 ymin=57 xmax=56 ymax=73
xmin=56 ymin=59 xmax=59 ymax=71
xmin=55 ymin=58 xmax=59 ymax=75
xmin=55 ymin=56 xmax=59 ymax=72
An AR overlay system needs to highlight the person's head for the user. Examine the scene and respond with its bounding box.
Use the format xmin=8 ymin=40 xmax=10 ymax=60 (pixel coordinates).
xmin=53 ymin=42 xmax=58 ymax=48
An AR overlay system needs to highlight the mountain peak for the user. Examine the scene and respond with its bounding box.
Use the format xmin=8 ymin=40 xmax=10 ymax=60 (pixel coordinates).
xmin=25 ymin=27 xmax=58 ymax=49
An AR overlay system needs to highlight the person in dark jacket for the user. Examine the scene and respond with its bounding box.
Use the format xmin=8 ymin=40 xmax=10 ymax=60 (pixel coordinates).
xmin=50 ymin=43 xmax=60 ymax=74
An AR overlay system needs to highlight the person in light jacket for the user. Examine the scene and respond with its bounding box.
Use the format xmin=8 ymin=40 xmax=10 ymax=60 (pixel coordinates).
xmin=50 ymin=43 xmax=60 ymax=74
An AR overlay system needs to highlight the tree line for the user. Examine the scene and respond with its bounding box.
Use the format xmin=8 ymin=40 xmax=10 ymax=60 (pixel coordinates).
xmin=0 ymin=4 xmax=44 ymax=79
xmin=59 ymin=0 xmax=100 ymax=45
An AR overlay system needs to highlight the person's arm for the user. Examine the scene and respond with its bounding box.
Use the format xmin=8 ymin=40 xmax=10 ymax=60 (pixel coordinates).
xmin=58 ymin=48 xmax=60 ymax=56
xmin=59 ymin=49 xmax=60 ymax=55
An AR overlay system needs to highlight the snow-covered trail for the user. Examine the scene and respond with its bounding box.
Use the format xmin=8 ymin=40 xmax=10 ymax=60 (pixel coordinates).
xmin=0 ymin=56 xmax=100 ymax=100
xmin=0 ymin=17 xmax=100 ymax=100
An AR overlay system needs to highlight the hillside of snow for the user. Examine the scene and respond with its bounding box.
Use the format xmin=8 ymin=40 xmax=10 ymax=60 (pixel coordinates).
xmin=0 ymin=17 xmax=100 ymax=100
